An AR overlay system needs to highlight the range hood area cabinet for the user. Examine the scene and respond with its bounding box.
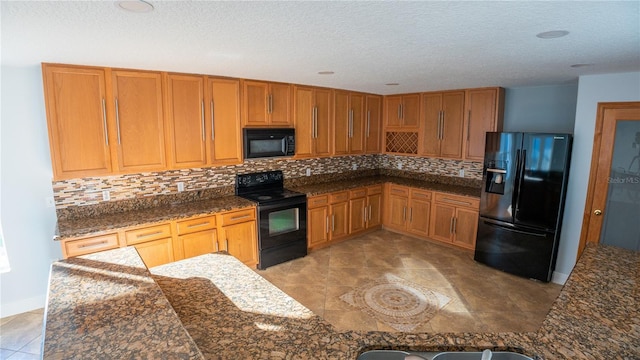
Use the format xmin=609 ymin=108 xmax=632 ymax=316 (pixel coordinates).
xmin=242 ymin=80 xmax=293 ymax=127
xmin=43 ymin=64 xmax=167 ymax=180
xmin=165 ymin=74 xmax=242 ymax=168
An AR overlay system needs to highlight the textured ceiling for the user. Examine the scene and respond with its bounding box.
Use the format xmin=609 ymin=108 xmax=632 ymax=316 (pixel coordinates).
xmin=2 ymin=1 xmax=639 ymax=95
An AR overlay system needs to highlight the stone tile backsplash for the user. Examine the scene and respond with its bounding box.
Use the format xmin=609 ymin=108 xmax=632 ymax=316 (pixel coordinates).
xmin=52 ymin=154 xmax=482 ymax=212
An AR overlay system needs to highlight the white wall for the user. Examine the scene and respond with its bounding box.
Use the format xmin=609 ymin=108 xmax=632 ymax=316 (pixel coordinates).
xmin=553 ymin=72 xmax=640 ymax=283
xmin=0 ymin=65 xmax=61 ymax=317
xmin=503 ymin=83 xmax=578 ymax=134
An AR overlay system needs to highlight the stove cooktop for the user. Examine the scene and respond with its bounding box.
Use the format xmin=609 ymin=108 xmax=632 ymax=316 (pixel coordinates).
xmin=237 ymin=188 xmax=306 ymax=204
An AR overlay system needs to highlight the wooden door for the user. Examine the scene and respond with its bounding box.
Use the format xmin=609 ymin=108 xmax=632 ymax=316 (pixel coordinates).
xmin=350 ymin=93 xmax=365 ymax=154
xmin=111 ymin=70 xmax=166 ymax=172
xmin=464 ymin=88 xmax=504 ymax=161
xmin=420 ymin=92 xmax=442 ymax=156
xmin=165 ymin=74 xmax=206 ymax=168
xmin=177 ymin=229 xmax=218 ymax=260
xmin=207 ymin=78 xmax=242 ymax=164
xmin=293 ymin=86 xmax=314 ymax=157
xmin=43 ymin=65 xmax=113 ymax=179
xmin=333 ymin=91 xmax=350 ymax=155
xmin=222 ymin=221 xmax=258 ymax=266
xmin=440 ymin=91 xmax=465 ymax=158
xmin=367 ymin=192 xmax=383 ymax=228
xmin=365 ymin=95 xmax=382 ymax=153
xmin=385 ymin=95 xmax=403 ymax=127
xmin=134 ymin=237 xmax=174 ymax=268
xmin=580 ymin=102 xmax=640 ymax=256
xmin=429 ymin=203 xmax=455 ymax=243
xmin=453 ymin=208 xmax=478 ymax=249
xmin=349 ymin=196 xmax=367 ymax=234
xmin=408 ymin=191 xmax=431 ymax=237
xmin=314 ymin=88 xmax=332 ymax=156
xmin=243 ymin=80 xmax=269 ymax=126
xmin=330 ymin=201 xmax=349 ymax=240
xmin=402 ymin=94 xmax=421 ymax=128
xmin=308 ymin=206 xmax=329 ymax=247
xmin=269 ymin=83 xmax=292 ymax=126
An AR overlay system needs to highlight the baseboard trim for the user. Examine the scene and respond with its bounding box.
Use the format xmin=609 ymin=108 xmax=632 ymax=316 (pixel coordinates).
xmin=551 ymin=271 xmax=570 ymax=285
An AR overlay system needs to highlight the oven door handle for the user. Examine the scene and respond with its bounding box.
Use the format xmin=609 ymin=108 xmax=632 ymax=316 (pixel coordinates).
xmin=257 ymin=197 xmax=307 ymax=211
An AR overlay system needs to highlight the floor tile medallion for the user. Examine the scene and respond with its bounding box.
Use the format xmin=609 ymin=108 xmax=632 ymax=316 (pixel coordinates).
xmin=340 ymin=274 xmax=450 ymax=331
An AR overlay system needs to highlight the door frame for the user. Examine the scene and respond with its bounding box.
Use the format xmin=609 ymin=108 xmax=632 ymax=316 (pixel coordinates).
xmin=578 ymin=101 xmax=640 ymax=258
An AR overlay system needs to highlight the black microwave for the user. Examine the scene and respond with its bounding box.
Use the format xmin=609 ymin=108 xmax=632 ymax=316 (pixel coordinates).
xmin=243 ymin=128 xmax=295 ymax=159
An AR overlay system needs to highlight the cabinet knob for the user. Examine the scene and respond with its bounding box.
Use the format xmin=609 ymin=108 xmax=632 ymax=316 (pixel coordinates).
xmin=594 ymin=209 xmax=602 ymax=216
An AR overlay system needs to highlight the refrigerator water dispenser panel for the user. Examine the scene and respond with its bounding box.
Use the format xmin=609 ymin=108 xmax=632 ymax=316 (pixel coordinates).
xmin=486 ymin=167 xmax=507 ymax=194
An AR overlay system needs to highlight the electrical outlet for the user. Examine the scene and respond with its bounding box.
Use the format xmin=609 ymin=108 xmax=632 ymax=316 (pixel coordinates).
xmin=306 ymin=168 xmax=311 ymax=176
xmin=102 ymin=190 xmax=110 ymax=201
xmin=397 ymin=162 xmax=403 ymax=170
xmin=45 ymin=196 xmax=55 ymax=208
xmin=352 ymin=163 xmax=358 ymax=170
xmin=459 ymin=169 xmax=465 ymax=177
xmin=177 ymin=182 xmax=185 ymax=192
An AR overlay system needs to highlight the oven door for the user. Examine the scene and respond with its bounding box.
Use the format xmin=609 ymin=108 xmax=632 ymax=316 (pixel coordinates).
xmin=257 ymin=197 xmax=307 ymax=250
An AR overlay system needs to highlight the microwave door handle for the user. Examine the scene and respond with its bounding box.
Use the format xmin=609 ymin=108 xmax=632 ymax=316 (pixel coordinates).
xmin=283 ymin=137 xmax=288 ymax=155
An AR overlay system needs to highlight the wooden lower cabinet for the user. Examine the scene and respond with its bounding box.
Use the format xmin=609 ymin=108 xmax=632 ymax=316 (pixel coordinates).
xmin=61 ymin=233 xmax=120 ymax=258
xmin=383 ymin=184 xmax=432 ymax=238
xmin=218 ymin=208 xmax=258 ymax=267
xmin=132 ymin=237 xmax=174 ymax=268
xmin=329 ymin=192 xmax=350 ymax=241
xmin=174 ymin=215 xmax=218 ymax=260
xmin=429 ymin=193 xmax=479 ymax=249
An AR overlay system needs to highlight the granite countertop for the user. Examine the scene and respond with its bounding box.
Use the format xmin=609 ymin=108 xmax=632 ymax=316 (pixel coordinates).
xmin=55 ymin=195 xmax=256 ymax=240
xmin=43 ymin=243 xmax=639 ymax=359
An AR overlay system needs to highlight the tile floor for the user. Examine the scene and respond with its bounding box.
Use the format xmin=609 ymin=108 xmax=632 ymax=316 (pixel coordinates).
xmin=0 ymin=229 xmax=563 ymax=358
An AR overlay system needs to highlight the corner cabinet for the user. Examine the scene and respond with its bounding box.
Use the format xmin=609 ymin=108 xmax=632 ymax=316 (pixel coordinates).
xmin=463 ymin=87 xmax=505 ymax=161
xmin=242 ymin=80 xmax=292 ymax=127
xmin=429 ymin=193 xmax=479 ymax=250
xmin=383 ymin=184 xmax=431 ymax=238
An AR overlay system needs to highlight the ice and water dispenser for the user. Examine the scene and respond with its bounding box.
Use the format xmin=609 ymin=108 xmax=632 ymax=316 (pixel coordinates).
xmin=485 ymin=160 xmax=507 ymax=195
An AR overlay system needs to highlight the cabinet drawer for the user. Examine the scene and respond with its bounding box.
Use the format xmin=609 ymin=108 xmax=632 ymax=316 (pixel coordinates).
xmin=367 ymin=185 xmax=382 ymax=195
xmin=434 ymin=193 xmax=479 ymax=209
xmin=220 ymin=208 xmax=256 ymax=225
xmin=411 ymin=189 xmax=432 ymax=201
xmin=388 ymin=184 xmax=409 ymax=197
xmin=125 ymin=224 xmax=172 ymax=245
xmin=176 ymin=215 xmax=216 ymax=235
xmin=308 ymin=195 xmax=329 ymax=208
xmin=349 ymin=188 xmax=367 ymax=199
xmin=330 ymin=191 xmax=349 ymax=203
xmin=64 ymin=233 xmax=120 ymax=258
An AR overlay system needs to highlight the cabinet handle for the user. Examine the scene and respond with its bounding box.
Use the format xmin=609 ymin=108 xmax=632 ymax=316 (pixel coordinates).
xmin=215 ymin=241 xmax=219 ymax=252
xmin=332 ymin=214 xmax=335 ymax=232
xmin=101 ymin=98 xmax=109 ymax=146
xmin=267 ymin=94 xmax=273 ymax=114
xmin=136 ymin=230 xmax=163 ymax=239
xmin=231 ymin=214 xmax=251 ymax=221
xmin=78 ymin=239 xmax=108 ymax=249
xmin=349 ymin=109 xmax=354 ymax=138
xmin=467 ymin=110 xmax=471 ymax=141
xmin=187 ymin=221 xmax=210 ymax=228
xmin=210 ymin=101 xmax=215 ymax=141
xmin=201 ymin=101 xmax=205 ymax=142
xmin=409 ymin=207 xmax=413 ymax=222
xmin=326 ymin=216 xmax=329 ymax=234
xmin=403 ymin=206 xmax=407 ymax=221
xmin=313 ymin=106 xmax=318 ymax=139
xmin=366 ymin=110 xmax=371 ymax=138
xmin=450 ymin=217 xmax=454 ymax=234
xmin=368 ymin=205 xmax=372 ymax=222
xmin=452 ymin=217 xmax=457 ymax=234
xmin=225 ymin=239 xmax=229 ymax=251
xmin=115 ymin=98 xmax=122 ymax=145
xmin=397 ymin=104 xmax=402 ymax=120
xmin=440 ymin=111 xmax=445 ymax=140
xmin=363 ymin=206 xmax=366 ymax=223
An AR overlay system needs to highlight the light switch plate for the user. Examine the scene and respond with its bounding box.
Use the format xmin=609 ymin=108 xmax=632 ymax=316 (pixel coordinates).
xmin=177 ymin=182 xmax=185 ymax=192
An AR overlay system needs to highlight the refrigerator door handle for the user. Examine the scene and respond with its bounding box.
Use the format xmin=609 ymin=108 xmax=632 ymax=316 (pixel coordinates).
xmin=482 ymin=218 xmax=548 ymax=238
xmin=514 ymin=149 xmax=527 ymax=218
xmin=511 ymin=149 xmax=521 ymax=218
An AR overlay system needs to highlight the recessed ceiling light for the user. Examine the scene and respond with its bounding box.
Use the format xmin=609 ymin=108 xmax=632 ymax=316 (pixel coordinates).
xmin=116 ymin=0 xmax=154 ymax=13
xmin=385 ymin=83 xmax=399 ymax=86
xmin=318 ymin=71 xmax=334 ymax=75
xmin=536 ymin=30 xmax=569 ymax=39
xmin=570 ymin=63 xmax=594 ymax=68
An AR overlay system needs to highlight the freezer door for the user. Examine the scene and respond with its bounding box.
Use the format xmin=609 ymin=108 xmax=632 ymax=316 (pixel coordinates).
xmin=514 ymin=133 xmax=571 ymax=231
xmin=480 ymin=132 xmax=523 ymax=223
xmin=474 ymin=217 xmax=557 ymax=282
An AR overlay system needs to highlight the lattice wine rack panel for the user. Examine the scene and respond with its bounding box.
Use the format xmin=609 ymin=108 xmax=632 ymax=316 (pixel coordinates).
xmin=385 ymin=132 xmax=418 ymax=154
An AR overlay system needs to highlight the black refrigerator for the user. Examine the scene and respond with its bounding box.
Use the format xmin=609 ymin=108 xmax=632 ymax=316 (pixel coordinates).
xmin=474 ymin=132 xmax=572 ymax=282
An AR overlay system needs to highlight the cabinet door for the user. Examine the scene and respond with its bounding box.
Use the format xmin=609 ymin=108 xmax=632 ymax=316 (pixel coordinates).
xmin=243 ymin=80 xmax=269 ymax=126
xmin=420 ymin=93 xmax=442 ymax=157
xmin=429 ymin=203 xmax=455 ymax=243
xmin=465 ymin=88 xmax=503 ymax=161
xmin=365 ymin=95 xmax=382 ymax=153
xmin=349 ymin=93 xmax=365 ymax=154
xmin=308 ymin=206 xmax=329 ymax=248
xmin=133 ymin=237 xmax=174 ymax=268
xmin=43 ymin=65 xmax=112 ymax=179
xmin=177 ymin=229 xmax=218 ymax=260
xmin=440 ymin=91 xmax=465 ymax=158
xmin=402 ymin=94 xmax=421 ymax=128
xmin=367 ymin=192 xmax=383 ymax=228
xmin=314 ymin=88 xmax=332 ymax=156
xmin=333 ymin=91 xmax=350 ymax=155
xmin=453 ymin=208 xmax=478 ymax=249
xmin=208 ymin=78 xmax=242 ymax=164
xmin=386 ymin=194 xmax=408 ymax=230
xmin=294 ymin=86 xmax=314 ymax=157
xmin=269 ymin=83 xmax=292 ymax=126
xmin=408 ymin=192 xmax=431 ymax=237
xmin=349 ymin=196 xmax=367 ymax=234
xmin=222 ymin=221 xmax=258 ymax=266
xmin=165 ymin=74 xmax=206 ymax=168
xmin=385 ymin=95 xmax=403 ymax=127
xmin=112 ymin=70 xmax=166 ymax=172
xmin=330 ymin=201 xmax=349 ymax=240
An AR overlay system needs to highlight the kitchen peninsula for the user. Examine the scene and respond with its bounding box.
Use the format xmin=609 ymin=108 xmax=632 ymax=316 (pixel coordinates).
xmin=42 ymin=242 xmax=639 ymax=359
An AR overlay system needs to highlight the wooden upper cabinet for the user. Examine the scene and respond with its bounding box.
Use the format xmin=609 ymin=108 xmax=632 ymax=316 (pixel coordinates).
xmin=420 ymin=91 xmax=465 ymax=159
xmin=165 ymin=74 xmax=207 ymax=168
xmin=365 ymin=95 xmax=382 ymax=153
xmin=242 ymin=80 xmax=292 ymax=127
xmin=294 ymin=86 xmax=332 ymax=157
xmin=334 ymin=91 xmax=365 ymax=155
xmin=42 ymin=64 xmax=113 ymax=179
xmin=207 ymin=78 xmax=242 ymax=164
xmin=111 ymin=70 xmax=166 ymax=172
xmin=464 ymin=87 xmax=505 ymax=161
xmin=384 ymin=93 xmax=420 ymax=128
